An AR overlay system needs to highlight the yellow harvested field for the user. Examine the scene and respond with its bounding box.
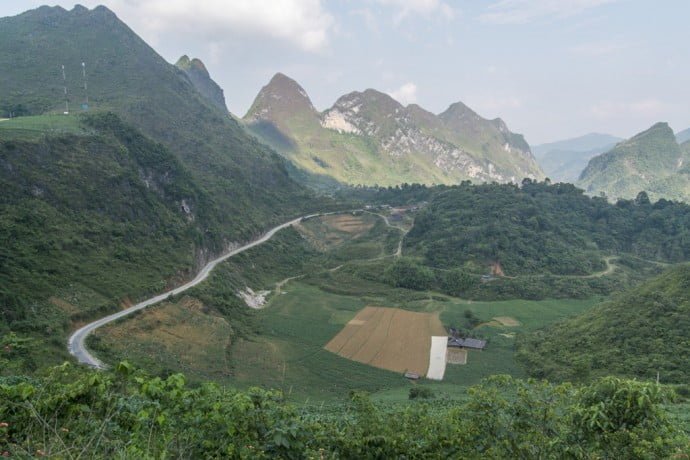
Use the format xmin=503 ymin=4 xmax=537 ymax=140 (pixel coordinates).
xmin=325 ymin=306 xmax=446 ymax=375
xmin=493 ymin=316 xmax=521 ymax=327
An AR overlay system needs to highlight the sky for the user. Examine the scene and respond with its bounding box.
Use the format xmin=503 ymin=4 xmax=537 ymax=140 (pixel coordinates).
xmin=1 ymin=0 xmax=689 ymax=144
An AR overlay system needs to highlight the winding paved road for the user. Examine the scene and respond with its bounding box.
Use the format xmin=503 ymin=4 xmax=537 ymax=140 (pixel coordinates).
xmin=68 ymin=214 xmax=319 ymax=368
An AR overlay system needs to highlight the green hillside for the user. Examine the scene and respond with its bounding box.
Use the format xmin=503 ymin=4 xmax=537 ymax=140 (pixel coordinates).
xmin=0 ymin=5 xmax=328 ymax=371
xmin=578 ymin=122 xmax=690 ymax=202
xmin=517 ymin=264 xmax=690 ymax=383
xmin=0 ymin=114 xmax=218 ymax=370
xmin=0 ymin=5 xmax=313 ymax=241
xmin=244 ymin=73 xmax=543 ymax=187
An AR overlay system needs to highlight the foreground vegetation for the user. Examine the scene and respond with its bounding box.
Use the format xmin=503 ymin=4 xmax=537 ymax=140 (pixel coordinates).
xmin=1 ymin=363 xmax=687 ymax=458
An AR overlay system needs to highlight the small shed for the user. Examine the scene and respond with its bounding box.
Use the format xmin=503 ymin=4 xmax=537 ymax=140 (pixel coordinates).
xmin=404 ymin=371 xmax=420 ymax=380
xmin=447 ymin=337 xmax=487 ymax=350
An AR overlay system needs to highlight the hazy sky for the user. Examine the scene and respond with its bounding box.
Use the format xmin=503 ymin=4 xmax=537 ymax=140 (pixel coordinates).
xmin=2 ymin=0 xmax=689 ymax=144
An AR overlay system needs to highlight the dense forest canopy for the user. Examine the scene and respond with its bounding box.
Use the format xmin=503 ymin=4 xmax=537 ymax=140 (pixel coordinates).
xmin=405 ymin=180 xmax=690 ymax=276
xmin=517 ymin=264 xmax=690 ymax=383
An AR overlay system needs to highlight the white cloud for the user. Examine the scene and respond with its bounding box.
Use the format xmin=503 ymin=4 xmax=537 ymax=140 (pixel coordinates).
xmin=388 ymin=82 xmax=418 ymax=105
xmin=480 ymin=0 xmax=619 ymax=24
xmin=376 ymin=0 xmax=455 ymax=23
xmin=88 ymin=0 xmax=334 ymax=52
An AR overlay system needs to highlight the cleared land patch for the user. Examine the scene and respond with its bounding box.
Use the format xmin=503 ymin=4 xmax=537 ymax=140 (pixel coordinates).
xmin=493 ymin=316 xmax=521 ymax=327
xmin=446 ymin=348 xmax=468 ymax=365
xmin=95 ymin=296 xmax=233 ymax=379
xmin=325 ymin=306 xmax=446 ymax=376
xmin=296 ymin=214 xmax=376 ymax=251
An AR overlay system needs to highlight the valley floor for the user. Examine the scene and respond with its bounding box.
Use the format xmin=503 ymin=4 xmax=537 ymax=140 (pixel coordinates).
xmin=90 ymin=211 xmax=599 ymax=402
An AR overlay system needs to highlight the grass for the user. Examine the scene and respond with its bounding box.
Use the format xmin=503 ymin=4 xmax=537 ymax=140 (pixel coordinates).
xmin=90 ymin=296 xmax=233 ymax=381
xmin=0 ymin=114 xmax=89 ymax=139
xmin=227 ymin=283 xmax=597 ymax=401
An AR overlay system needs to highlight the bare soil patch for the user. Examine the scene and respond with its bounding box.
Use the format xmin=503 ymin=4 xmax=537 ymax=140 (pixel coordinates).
xmin=446 ymin=348 xmax=467 ymax=365
xmin=99 ymin=298 xmax=232 ymax=376
xmin=493 ymin=316 xmax=521 ymax=327
xmin=296 ymin=214 xmax=376 ymax=250
xmin=325 ymin=306 xmax=445 ymax=375
xmin=324 ymin=214 xmax=374 ymax=234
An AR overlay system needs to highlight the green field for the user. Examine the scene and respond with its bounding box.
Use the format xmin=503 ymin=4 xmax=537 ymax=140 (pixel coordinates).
xmin=93 ymin=212 xmax=599 ymax=402
xmin=238 ymin=283 xmax=596 ymax=400
xmin=0 ymin=114 xmax=89 ymax=139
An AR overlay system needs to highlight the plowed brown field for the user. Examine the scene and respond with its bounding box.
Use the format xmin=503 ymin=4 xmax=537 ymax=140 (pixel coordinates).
xmin=325 ymin=306 xmax=446 ymax=375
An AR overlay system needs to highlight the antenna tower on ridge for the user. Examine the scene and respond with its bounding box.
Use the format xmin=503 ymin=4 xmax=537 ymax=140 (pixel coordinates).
xmin=81 ymin=62 xmax=89 ymax=111
xmin=61 ymin=64 xmax=69 ymax=115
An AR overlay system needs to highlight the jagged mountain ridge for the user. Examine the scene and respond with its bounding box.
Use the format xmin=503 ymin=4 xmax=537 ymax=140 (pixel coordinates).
xmin=577 ymin=122 xmax=690 ymax=202
xmin=244 ymin=73 xmax=543 ymax=186
xmin=175 ymin=55 xmax=227 ymax=112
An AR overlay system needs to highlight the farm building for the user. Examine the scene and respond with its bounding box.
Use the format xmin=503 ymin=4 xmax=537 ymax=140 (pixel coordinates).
xmin=447 ymin=337 xmax=486 ymax=350
xmin=404 ymin=371 xmax=420 ymax=380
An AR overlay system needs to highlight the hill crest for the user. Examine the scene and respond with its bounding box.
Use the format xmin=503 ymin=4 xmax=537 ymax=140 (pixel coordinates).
xmin=577 ymin=122 xmax=689 ymax=202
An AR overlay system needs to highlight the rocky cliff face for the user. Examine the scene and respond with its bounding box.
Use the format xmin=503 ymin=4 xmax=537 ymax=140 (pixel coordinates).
xmin=243 ymin=73 xmax=543 ymax=186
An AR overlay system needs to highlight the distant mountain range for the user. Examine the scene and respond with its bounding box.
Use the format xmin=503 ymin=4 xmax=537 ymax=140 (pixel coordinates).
xmin=578 ymin=122 xmax=690 ymax=202
xmin=677 ymin=127 xmax=690 ymax=144
xmin=532 ymin=133 xmax=622 ymax=183
xmin=242 ymin=73 xmax=544 ymax=186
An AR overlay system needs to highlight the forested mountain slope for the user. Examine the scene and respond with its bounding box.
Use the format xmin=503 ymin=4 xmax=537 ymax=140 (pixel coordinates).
xmin=0 ymin=5 xmax=313 ymax=241
xmin=0 ymin=114 xmax=216 ymax=367
xmin=517 ymin=264 xmax=690 ymax=383
xmin=0 ymin=5 xmax=326 ymax=370
xmin=578 ymin=122 xmax=690 ymax=202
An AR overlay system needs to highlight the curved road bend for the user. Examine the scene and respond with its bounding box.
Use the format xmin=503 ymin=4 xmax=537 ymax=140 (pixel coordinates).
xmin=68 ymin=214 xmax=321 ymax=368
